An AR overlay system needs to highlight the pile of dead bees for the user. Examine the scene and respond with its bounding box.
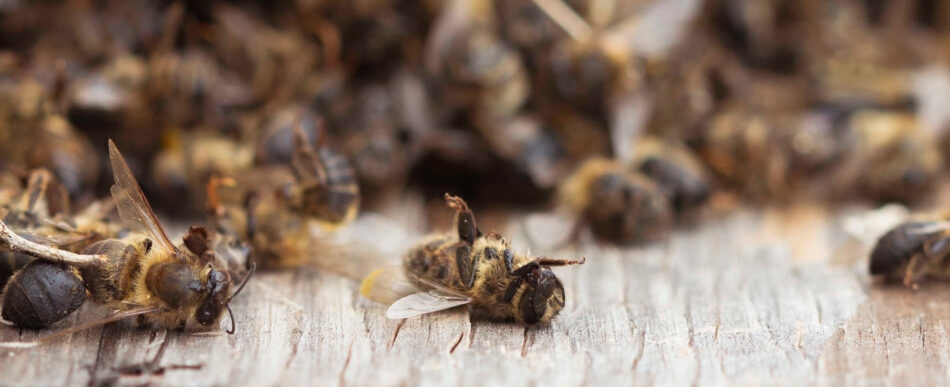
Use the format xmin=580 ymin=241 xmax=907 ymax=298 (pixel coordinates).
xmin=0 ymin=0 xmax=949 ymax=337
xmin=3 ymin=0 xmax=950 ymax=246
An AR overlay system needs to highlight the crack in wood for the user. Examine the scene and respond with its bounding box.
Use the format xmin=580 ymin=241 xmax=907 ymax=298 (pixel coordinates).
xmin=283 ymin=327 xmax=304 ymax=372
xmin=85 ymin=326 xmax=109 ymax=387
xmin=339 ymin=341 xmax=353 ymax=386
xmin=449 ymin=332 xmax=464 ymax=354
xmin=520 ymin=328 xmax=529 ymax=357
xmin=631 ymin=328 xmax=646 ymax=373
xmin=147 ymin=329 xmax=169 ymax=371
xmin=388 ymin=319 xmax=405 ymax=349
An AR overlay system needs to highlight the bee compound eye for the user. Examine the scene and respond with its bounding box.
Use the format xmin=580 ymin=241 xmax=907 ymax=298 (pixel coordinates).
xmin=210 ymin=269 xmax=228 ymax=285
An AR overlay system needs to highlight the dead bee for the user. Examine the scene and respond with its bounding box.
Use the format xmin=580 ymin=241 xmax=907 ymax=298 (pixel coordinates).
xmin=0 ymin=78 xmax=99 ymax=197
xmin=869 ymin=219 xmax=950 ymax=288
xmin=426 ymin=0 xmax=530 ymax=123
xmin=835 ymin=110 xmax=943 ymax=203
xmin=698 ymin=104 xmax=790 ymax=200
xmin=551 ymin=108 xmax=678 ymax=245
xmin=152 ymin=128 xmax=256 ymax=210
xmin=207 ymin=126 xmax=360 ymax=270
xmin=0 ymin=140 xmax=253 ymax=340
xmin=558 ymin=157 xmax=672 ymax=243
xmin=633 ymin=136 xmax=712 ymax=214
xmin=529 ymin=0 xmax=699 ymax=112
xmin=324 ymin=83 xmax=414 ymax=190
xmin=361 ymin=194 xmax=584 ymax=324
xmin=0 ymin=169 xmax=118 ymax=290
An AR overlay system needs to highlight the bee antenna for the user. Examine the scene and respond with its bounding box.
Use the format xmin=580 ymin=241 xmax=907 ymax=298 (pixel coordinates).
xmin=226 ymin=304 xmax=236 ymax=335
xmin=227 ymin=262 xmax=256 ymax=303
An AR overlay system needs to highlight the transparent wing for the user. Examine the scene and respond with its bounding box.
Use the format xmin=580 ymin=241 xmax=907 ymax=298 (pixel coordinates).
xmin=0 ymin=305 xmax=161 ymax=348
xmin=307 ymin=214 xmax=414 ymax=280
xmin=108 ymin=140 xmax=176 ymax=255
xmin=609 ymin=92 xmax=650 ymax=164
xmin=18 ymin=231 xmax=93 ymax=248
xmin=601 ymin=0 xmax=701 ymax=60
xmin=360 ymin=266 xmax=420 ymax=305
xmin=386 ymin=289 xmax=472 ymax=320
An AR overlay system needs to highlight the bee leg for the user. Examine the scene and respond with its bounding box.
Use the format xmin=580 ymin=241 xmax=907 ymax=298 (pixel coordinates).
xmin=503 ymin=275 xmax=525 ymax=303
xmin=903 ymin=253 xmax=927 ymax=290
xmin=907 ymin=235 xmax=950 ymax=289
xmin=509 ymin=260 xmax=540 ymax=277
xmin=507 ymin=254 xmax=586 ymax=277
xmin=536 ymin=257 xmax=586 ymax=266
xmin=445 ymin=194 xmax=477 ymax=245
xmin=457 ymin=244 xmax=479 ymax=290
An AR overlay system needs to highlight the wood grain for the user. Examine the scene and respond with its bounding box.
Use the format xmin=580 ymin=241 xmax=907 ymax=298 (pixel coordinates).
xmin=1 ymin=203 xmax=947 ymax=386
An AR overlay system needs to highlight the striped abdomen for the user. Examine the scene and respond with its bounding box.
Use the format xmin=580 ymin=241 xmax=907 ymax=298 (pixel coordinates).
xmin=403 ymin=235 xmax=463 ymax=290
xmin=297 ymin=148 xmax=360 ymax=225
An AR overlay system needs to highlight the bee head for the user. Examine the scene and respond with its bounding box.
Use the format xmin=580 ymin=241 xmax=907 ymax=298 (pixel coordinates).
xmin=196 ymin=262 xmax=255 ymax=333
xmin=195 ymin=267 xmax=231 ymax=327
xmin=517 ymin=266 xmax=566 ymax=324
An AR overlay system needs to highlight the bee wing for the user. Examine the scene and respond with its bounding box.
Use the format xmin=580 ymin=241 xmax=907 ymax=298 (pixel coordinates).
xmin=108 ymin=140 xmax=176 ymax=256
xmin=609 ymin=92 xmax=650 ymax=164
xmin=308 ymin=214 xmax=415 ymax=280
xmin=386 ymin=289 xmax=472 ymax=320
xmin=0 ymin=305 xmax=161 ymax=348
xmin=360 ymin=266 xmax=419 ymax=305
xmin=18 ymin=231 xmax=92 ymax=248
xmin=601 ymin=0 xmax=701 ymax=60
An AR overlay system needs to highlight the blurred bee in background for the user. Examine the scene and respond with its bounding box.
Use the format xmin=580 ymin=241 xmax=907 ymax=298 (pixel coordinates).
xmin=152 ymin=105 xmax=328 ymax=211
xmin=361 ymin=194 xmax=584 ymax=324
xmin=526 ymin=0 xmax=701 ymax=111
xmin=553 ymin=107 xmax=675 ymax=245
xmin=0 ymin=140 xmax=253 ymax=341
xmin=425 ymin=0 xmax=530 ymax=124
xmin=633 ymin=135 xmax=711 ymax=215
xmin=558 ymin=157 xmax=671 ymax=243
xmin=322 ymin=83 xmax=413 ymax=192
xmin=697 ymin=104 xmax=790 ymax=200
xmin=207 ymin=124 xmax=360 ymax=271
xmin=0 ymin=168 xmax=119 ymax=289
xmin=211 ymin=4 xmax=320 ymax=107
xmin=832 ymin=110 xmax=943 ymax=204
xmin=0 ymin=76 xmax=99 ymax=197
xmin=152 ymin=128 xmax=256 ymax=211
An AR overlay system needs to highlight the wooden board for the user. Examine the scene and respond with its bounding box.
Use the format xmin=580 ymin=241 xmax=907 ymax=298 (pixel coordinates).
xmin=1 ymin=202 xmax=948 ymax=386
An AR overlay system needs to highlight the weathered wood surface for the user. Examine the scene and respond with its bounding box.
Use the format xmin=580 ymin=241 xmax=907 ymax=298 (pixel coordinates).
xmin=1 ymin=202 xmax=948 ymax=386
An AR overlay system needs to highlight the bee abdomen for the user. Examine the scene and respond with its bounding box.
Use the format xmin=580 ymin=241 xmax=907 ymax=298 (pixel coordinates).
xmin=404 ymin=237 xmax=458 ymax=288
xmin=79 ymin=239 xmax=140 ymax=303
xmin=1 ymin=260 xmax=86 ymax=328
xmin=300 ymin=148 xmax=360 ymax=224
